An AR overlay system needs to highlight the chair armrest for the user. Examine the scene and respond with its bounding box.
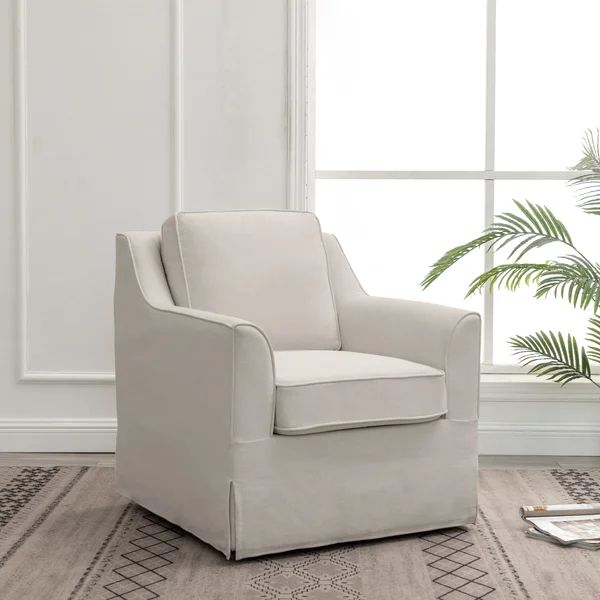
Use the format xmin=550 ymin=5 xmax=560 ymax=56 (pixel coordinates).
xmin=115 ymin=234 xmax=275 ymax=445
xmin=337 ymin=296 xmax=481 ymax=420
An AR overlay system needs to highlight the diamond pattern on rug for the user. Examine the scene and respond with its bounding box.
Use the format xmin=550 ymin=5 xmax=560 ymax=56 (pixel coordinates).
xmin=420 ymin=528 xmax=496 ymax=600
xmin=0 ymin=466 xmax=60 ymax=528
xmin=551 ymin=469 xmax=600 ymax=503
xmin=247 ymin=545 xmax=362 ymax=599
xmin=100 ymin=511 xmax=184 ymax=599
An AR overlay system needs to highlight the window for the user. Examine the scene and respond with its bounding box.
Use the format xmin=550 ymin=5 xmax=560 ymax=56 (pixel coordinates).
xmin=310 ymin=0 xmax=600 ymax=371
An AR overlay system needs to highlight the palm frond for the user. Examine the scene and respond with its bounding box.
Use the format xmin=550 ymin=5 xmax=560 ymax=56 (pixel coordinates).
xmin=510 ymin=331 xmax=599 ymax=387
xmin=422 ymin=200 xmax=574 ymax=289
xmin=534 ymin=255 xmax=600 ymax=312
xmin=568 ymin=175 xmax=600 ymax=215
xmin=464 ymin=257 xmax=600 ymax=310
xmin=491 ymin=200 xmax=572 ymax=260
xmin=466 ymin=263 xmax=549 ymax=296
xmin=586 ymin=316 xmax=600 ymax=364
xmin=572 ymin=128 xmax=600 ymax=171
xmin=569 ymin=129 xmax=600 ymax=215
xmin=421 ymin=231 xmax=499 ymax=289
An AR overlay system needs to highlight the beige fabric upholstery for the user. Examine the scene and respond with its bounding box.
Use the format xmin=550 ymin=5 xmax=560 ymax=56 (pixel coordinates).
xmin=160 ymin=211 xmax=340 ymax=350
xmin=114 ymin=214 xmax=481 ymax=560
xmin=274 ymin=350 xmax=446 ymax=434
xmin=322 ymin=233 xmax=481 ymax=421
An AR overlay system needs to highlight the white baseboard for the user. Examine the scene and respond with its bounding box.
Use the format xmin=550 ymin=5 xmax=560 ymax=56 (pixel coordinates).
xmin=0 ymin=419 xmax=117 ymax=452
xmin=479 ymin=423 xmax=600 ymax=456
xmin=479 ymin=382 xmax=600 ymax=455
xmin=1 ymin=418 xmax=600 ymax=456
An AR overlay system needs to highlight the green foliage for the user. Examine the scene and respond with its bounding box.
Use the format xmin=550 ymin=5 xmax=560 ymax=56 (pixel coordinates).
xmin=534 ymin=255 xmax=600 ymax=312
xmin=465 ymin=263 xmax=549 ymax=296
xmin=587 ymin=317 xmax=600 ymax=364
xmin=570 ymin=129 xmax=600 ymax=215
xmin=463 ymin=256 xmax=600 ymax=312
xmin=421 ymin=200 xmax=574 ymax=289
xmin=422 ymin=130 xmax=600 ymax=387
xmin=509 ymin=330 xmax=599 ymax=387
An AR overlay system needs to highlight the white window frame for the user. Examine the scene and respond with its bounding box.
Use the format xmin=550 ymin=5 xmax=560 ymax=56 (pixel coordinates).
xmin=288 ymin=0 xmax=595 ymax=381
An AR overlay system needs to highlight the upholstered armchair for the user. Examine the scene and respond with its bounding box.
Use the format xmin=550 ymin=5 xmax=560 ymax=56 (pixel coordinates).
xmin=114 ymin=211 xmax=481 ymax=560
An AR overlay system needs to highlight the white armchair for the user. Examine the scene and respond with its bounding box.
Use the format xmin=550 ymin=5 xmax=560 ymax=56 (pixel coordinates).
xmin=114 ymin=211 xmax=480 ymax=559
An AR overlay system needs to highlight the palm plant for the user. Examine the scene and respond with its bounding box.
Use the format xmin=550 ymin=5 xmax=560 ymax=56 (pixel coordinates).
xmin=422 ymin=129 xmax=600 ymax=388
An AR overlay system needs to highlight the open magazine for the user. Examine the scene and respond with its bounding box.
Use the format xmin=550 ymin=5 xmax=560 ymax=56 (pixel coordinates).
xmin=526 ymin=528 xmax=600 ymax=550
xmin=520 ymin=503 xmax=600 ymax=548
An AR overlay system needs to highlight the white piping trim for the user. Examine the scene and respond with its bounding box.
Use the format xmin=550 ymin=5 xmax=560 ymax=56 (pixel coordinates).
xmin=329 ymin=234 xmax=368 ymax=297
xmin=311 ymin=212 xmax=343 ymax=350
xmin=173 ymin=214 xmax=192 ymax=307
xmin=232 ymin=323 xmax=277 ymax=441
xmin=119 ymin=234 xmax=235 ymax=331
xmin=277 ymin=372 xmax=444 ymax=388
xmin=274 ymin=411 xmax=446 ymax=435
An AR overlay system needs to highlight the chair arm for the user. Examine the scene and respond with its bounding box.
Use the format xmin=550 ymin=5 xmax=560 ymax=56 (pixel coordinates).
xmin=114 ymin=234 xmax=275 ymax=445
xmin=337 ymin=296 xmax=481 ymax=420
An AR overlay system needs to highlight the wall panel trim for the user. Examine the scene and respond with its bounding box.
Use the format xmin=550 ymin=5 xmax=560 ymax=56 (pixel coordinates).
xmin=15 ymin=0 xmax=183 ymax=383
xmin=287 ymin=0 xmax=310 ymax=210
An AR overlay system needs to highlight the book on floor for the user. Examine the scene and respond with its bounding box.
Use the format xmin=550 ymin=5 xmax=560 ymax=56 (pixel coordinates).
xmin=520 ymin=503 xmax=600 ymax=547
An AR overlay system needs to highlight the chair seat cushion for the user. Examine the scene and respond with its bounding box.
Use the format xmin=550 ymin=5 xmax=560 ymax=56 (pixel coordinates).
xmin=273 ymin=351 xmax=446 ymax=435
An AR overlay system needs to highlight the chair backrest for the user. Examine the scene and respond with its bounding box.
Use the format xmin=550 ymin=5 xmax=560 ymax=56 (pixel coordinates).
xmin=161 ymin=211 xmax=341 ymax=350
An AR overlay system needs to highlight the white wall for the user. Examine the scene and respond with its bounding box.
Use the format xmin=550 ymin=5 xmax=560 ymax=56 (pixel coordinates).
xmin=0 ymin=0 xmax=288 ymax=451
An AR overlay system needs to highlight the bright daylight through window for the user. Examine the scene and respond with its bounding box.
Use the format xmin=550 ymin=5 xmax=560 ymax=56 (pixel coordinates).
xmin=313 ymin=0 xmax=600 ymax=371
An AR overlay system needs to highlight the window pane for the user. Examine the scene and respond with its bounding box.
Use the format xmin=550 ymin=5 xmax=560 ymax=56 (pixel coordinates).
xmin=316 ymin=0 xmax=486 ymax=170
xmin=496 ymin=0 xmax=600 ymax=170
xmin=493 ymin=181 xmax=597 ymax=365
xmin=316 ymin=180 xmax=485 ymax=315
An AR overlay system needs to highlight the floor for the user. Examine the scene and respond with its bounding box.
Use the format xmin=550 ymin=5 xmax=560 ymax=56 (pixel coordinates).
xmin=0 ymin=453 xmax=599 ymax=468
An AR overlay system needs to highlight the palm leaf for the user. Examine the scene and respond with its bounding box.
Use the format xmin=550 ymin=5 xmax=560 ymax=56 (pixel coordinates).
xmin=465 ymin=258 xmax=600 ymax=311
xmin=492 ymin=200 xmax=572 ymax=260
xmin=466 ymin=263 xmax=549 ymax=296
xmin=586 ymin=316 xmax=600 ymax=364
xmin=572 ymin=128 xmax=600 ymax=171
xmin=510 ymin=331 xmax=599 ymax=387
xmin=534 ymin=255 xmax=600 ymax=312
xmin=568 ymin=175 xmax=600 ymax=215
xmin=421 ymin=231 xmax=498 ymax=289
xmin=422 ymin=200 xmax=575 ymax=289
xmin=569 ymin=129 xmax=600 ymax=215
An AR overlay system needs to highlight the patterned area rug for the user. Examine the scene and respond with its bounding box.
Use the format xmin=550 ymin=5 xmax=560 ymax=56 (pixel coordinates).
xmin=0 ymin=467 xmax=600 ymax=599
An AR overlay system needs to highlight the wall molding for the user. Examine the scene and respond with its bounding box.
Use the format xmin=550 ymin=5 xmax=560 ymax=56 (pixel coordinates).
xmin=479 ymin=422 xmax=600 ymax=456
xmin=15 ymin=0 xmax=28 ymax=383
xmin=0 ymin=418 xmax=117 ymax=452
xmin=287 ymin=0 xmax=309 ymax=211
xmin=170 ymin=0 xmax=183 ymax=214
xmin=481 ymin=380 xmax=600 ymax=402
xmin=18 ymin=372 xmax=115 ymax=384
xmin=287 ymin=0 xmax=316 ymax=211
xmin=14 ymin=0 xmax=183 ymax=384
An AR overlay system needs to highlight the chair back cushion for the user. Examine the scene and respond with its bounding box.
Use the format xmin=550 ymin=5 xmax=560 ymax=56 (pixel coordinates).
xmin=161 ymin=211 xmax=340 ymax=350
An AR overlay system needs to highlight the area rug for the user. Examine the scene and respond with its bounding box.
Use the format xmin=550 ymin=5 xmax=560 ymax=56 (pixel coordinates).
xmin=1 ymin=467 xmax=600 ymax=599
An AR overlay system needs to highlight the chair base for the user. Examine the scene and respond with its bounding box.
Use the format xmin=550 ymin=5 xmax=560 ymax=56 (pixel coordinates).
xmin=117 ymin=418 xmax=478 ymax=560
